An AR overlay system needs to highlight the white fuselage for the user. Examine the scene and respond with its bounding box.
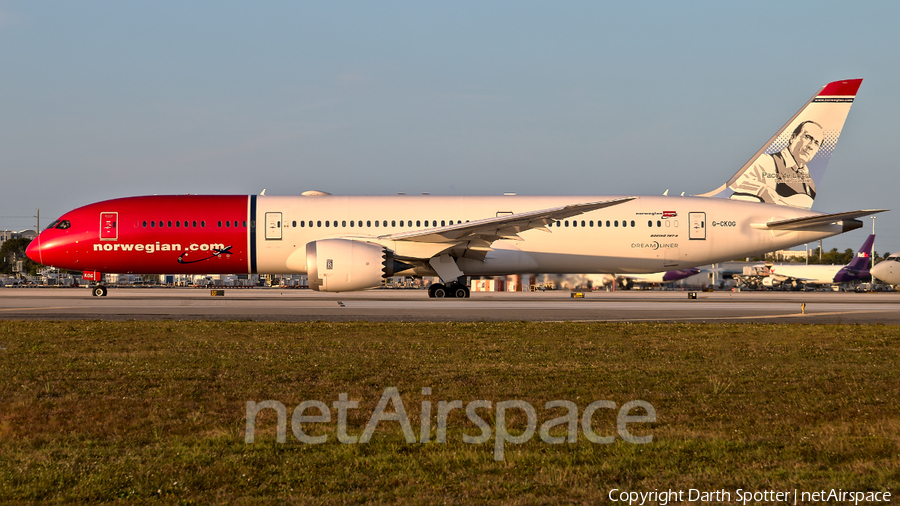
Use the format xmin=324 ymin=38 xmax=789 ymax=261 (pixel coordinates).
xmin=253 ymin=194 xmax=847 ymax=276
xmin=766 ymin=264 xmax=845 ymax=285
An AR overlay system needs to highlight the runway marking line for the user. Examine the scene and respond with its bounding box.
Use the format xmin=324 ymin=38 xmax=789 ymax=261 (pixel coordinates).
xmin=0 ymin=306 xmax=75 ymax=312
xmin=555 ymin=309 xmax=888 ymax=323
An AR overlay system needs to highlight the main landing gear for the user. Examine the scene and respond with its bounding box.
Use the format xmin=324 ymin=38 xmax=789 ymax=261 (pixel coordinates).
xmin=91 ymin=285 xmax=108 ymax=297
xmin=426 ymin=254 xmax=470 ymax=298
xmin=428 ymin=282 xmax=470 ymax=298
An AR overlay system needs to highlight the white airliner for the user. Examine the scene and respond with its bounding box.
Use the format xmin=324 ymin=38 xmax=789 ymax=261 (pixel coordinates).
xmin=587 ymin=268 xmax=703 ymax=290
xmin=871 ymin=253 xmax=900 ymax=285
xmin=27 ymin=79 xmax=886 ymax=297
xmin=759 ymin=234 xmax=874 ymax=288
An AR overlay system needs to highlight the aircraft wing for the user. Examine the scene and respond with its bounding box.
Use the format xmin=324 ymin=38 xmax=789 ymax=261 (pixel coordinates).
xmin=752 ymin=209 xmax=887 ymax=231
xmin=380 ymin=197 xmax=637 ymax=245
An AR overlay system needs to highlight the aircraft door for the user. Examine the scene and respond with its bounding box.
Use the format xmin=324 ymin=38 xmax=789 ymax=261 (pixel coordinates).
xmin=265 ymin=212 xmax=283 ymax=240
xmin=100 ymin=212 xmax=118 ymax=241
xmin=689 ymin=212 xmax=706 ymax=240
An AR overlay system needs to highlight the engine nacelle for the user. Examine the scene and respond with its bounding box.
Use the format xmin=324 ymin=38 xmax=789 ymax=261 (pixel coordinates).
xmin=306 ymin=239 xmax=409 ymax=292
xmin=761 ymin=276 xmax=778 ymax=287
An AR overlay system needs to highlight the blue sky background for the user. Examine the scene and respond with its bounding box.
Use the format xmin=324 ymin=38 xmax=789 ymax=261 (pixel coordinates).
xmin=1 ymin=1 xmax=897 ymax=254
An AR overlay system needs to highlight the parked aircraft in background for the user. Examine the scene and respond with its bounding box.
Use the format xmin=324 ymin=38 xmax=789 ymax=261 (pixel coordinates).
xmin=616 ymin=268 xmax=703 ymax=289
xmin=758 ymin=234 xmax=874 ymax=288
xmin=27 ymin=79 xmax=885 ymax=297
xmin=871 ymin=253 xmax=900 ymax=285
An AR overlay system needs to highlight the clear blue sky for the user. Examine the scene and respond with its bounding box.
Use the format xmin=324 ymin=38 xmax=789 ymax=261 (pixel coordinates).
xmin=1 ymin=1 xmax=897 ymax=254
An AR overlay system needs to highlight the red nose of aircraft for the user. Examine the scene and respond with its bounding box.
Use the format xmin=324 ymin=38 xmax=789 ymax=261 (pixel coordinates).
xmin=26 ymin=234 xmax=42 ymax=265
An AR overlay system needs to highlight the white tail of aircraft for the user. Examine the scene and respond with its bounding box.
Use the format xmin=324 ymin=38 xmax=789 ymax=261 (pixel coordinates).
xmin=699 ymin=79 xmax=862 ymax=209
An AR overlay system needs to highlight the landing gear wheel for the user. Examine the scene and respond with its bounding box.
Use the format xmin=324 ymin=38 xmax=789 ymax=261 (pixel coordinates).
xmin=92 ymin=285 xmax=108 ymax=297
xmin=429 ymin=284 xmax=447 ymax=298
xmin=450 ymin=284 xmax=468 ymax=299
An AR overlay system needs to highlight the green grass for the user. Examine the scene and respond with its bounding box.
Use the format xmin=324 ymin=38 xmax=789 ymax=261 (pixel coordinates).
xmin=0 ymin=321 xmax=898 ymax=503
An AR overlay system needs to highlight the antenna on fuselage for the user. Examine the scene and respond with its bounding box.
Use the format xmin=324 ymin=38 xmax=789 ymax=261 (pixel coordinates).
xmin=260 ymin=189 xmax=266 ymax=195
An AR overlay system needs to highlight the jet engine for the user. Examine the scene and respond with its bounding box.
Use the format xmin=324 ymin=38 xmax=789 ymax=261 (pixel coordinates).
xmin=306 ymin=239 xmax=411 ymax=292
xmin=761 ymin=276 xmax=778 ymax=287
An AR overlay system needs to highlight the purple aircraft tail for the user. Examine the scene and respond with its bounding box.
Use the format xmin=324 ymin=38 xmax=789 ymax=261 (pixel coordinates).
xmin=834 ymin=234 xmax=874 ymax=282
xmin=847 ymin=234 xmax=875 ymax=270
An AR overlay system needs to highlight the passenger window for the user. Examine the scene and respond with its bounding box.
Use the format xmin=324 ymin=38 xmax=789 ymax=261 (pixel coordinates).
xmin=432 ymin=221 xmax=437 ymax=227
xmin=217 ymin=221 xmax=222 ymax=227
xmin=300 ymin=221 xmax=305 ymax=227
xmin=325 ymin=221 xmax=330 ymax=227
xmin=657 ymin=220 xmax=661 ymax=227
xmin=201 ymin=221 xmax=206 ymax=227
xmin=416 ymin=220 xmax=421 ymax=227
xmin=350 ymin=221 xmax=354 ymax=227
xmin=622 ymin=220 xmax=626 ymax=228
xmin=367 ymin=220 xmax=371 ymax=227
xmin=167 ymin=221 xmax=172 ymax=227
xmin=225 ymin=221 xmax=230 ymax=228
xmin=243 ymin=221 xmax=247 ymax=227
xmin=590 ymin=220 xmax=593 ymax=227
xmin=392 ymin=220 xmax=396 ymax=227
xmin=342 ymin=220 xmax=346 ymax=227
xmin=317 ymin=221 xmax=321 ymax=227
xmin=375 ymin=221 xmax=379 ymax=227
xmin=292 ymin=221 xmax=297 ymax=227
xmin=615 ymin=221 xmax=619 ymax=227
xmin=648 ymin=220 xmax=652 ymax=227
xmin=581 ymin=220 xmax=585 ymax=227
xmin=383 ymin=220 xmax=387 ymax=227
xmin=193 ymin=221 xmax=198 ymax=227
xmin=408 ymin=220 xmax=412 ymax=227
xmin=565 ymin=221 xmax=569 ymax=227
xmin=631 ymin=220 xmax=635 ymax=227
xmin=142 ymin=221 xmax=147 ymax=228
xmin=606 ymin=220 xmax=610 ymax=227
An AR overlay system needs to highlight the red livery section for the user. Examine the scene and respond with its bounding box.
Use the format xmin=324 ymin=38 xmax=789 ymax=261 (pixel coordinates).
xmin=27 ymin=195 xmax=251 ymax=274
xmin=818 ymin=78 xmax=862 ymax=96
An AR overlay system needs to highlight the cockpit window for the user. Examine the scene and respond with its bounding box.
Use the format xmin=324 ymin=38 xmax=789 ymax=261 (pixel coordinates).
xmin=44 ymin=219 xmax=70 ymax=230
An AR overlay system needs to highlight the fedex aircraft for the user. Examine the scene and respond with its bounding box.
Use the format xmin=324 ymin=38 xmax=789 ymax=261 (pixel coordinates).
xmin=760 ymin=234 xmax=874 ymax=288
xmin=27 ymin=79 xmax=886 ymax=298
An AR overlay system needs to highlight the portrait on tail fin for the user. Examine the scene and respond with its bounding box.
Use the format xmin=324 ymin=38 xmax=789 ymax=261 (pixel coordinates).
xmin=729 ymin=120 xmax=822 ymax=207
xmin=700 ymin=79 xmax=862 ymax=210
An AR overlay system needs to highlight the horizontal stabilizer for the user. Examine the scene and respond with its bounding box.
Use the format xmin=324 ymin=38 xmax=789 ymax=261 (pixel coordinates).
xmin=751 ymin=209 xmax=887 ymax=231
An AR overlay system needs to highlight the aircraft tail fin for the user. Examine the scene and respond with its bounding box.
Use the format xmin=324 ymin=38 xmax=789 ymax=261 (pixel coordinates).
xmin=846 ymin=234 xmax=875 ymax=270
xmin=698 ymin=79 xmax=862 ymax=209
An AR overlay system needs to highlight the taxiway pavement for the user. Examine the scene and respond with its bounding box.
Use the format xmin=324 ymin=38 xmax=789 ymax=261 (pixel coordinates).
xmin=1 ymin=287 xmax=898 ymax=323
